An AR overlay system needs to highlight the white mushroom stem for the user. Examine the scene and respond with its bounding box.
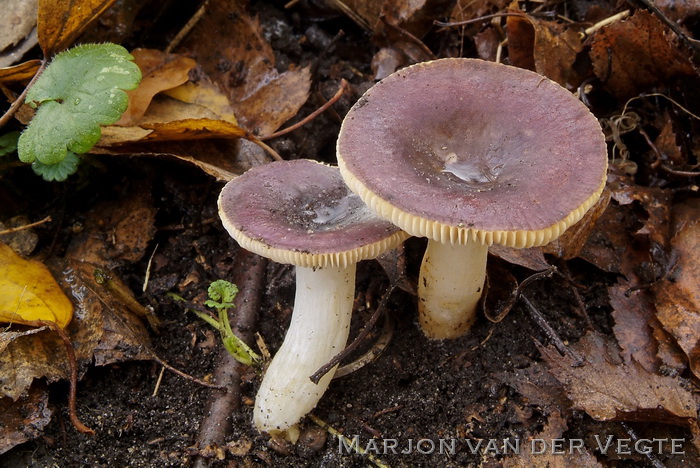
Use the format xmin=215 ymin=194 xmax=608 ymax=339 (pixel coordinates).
xmin=418 ymin=239 xmax=489 ymax=339
xmin=254 ymin=264 xmax=354 ymax=436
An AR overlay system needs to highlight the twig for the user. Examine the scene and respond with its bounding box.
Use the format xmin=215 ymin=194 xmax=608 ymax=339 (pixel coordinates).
xmin=583 ymin=10 xmax=630 ymax=37
xmin=434 ymin=12 xmax=527 ymax=30
xmin=310 ymin=284 xmax=396 ymax=384
xmin=520 ymin=294 xmax=583 ymax=366
xmin=165 ymin=0 xmax=208 ymax=53
xmin=0 ymin=60 xmax=47 ymax=130
xmin=28 ymin=320 xmax=94 ymax=435
xmin=335 ymin=314 xmax=394 ymax=379
xmin=192 ymin=249 xmax=266 ymax=468
xmin=380 ymin=15 xmax=436 ymax=60
xmin=620 ymin=422 xmax=666 ymax=468
xmin=307 ymin=413 xmax=390 ymax=468
xmin=0 ymin=215 xmax=52 ymax=236
xmin=261 ymin=79 xmax=349 ymax=141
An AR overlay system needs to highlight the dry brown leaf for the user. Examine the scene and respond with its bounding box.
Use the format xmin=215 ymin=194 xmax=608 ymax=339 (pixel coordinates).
xmin=578 ymin=200 xmax=634 ymax=273
xmin=590 ymin=10 xmax=696 ymax=99
xmin=544 ymin=188 xmax=611 ymax=260
xmin=655 ymin=0 xmax=700 ymax=25
xmin=506 ymin=4 xmax=535 ymax=71
xmin=609 ymin=279 xmax=659 ymax=373
xmin=488 ymin=245 xmax=550 ymax=271
xmin=611 ymin=183 xmax=672 ymax=250
xmin=177 ymin=0 xmax=310 ymax=136
xmin=65 ymin=186 xmax=156 ymax=269
xmin=449 ymin=0 xmax=510 ymax=28
xmin=655 ymin=112 xmax=685 ymax=165
xmin=474 ymin=28 xmax=500 ymax=62
xmin=38 ymin=0 xmax=118 ymax=55
xmin=540 ymin=332 xmax=696 ymax=426
xmin=0 ymin=60 xmax=42 ymax=83
xmin=0 ymin=384 xmax=51 ymax=455
xmin=117 ymin=49 xmax=196 ymax=125
xmin=506 ymin=4 xmax=584 ymax=86
xmin=653 ymin=217 xmax=700 ymax=379
xmin=502 ymin=409 xmax=602 ymax=468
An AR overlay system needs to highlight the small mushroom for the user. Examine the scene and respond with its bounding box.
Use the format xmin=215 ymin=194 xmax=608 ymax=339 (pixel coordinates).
xmin=337 ymin=58 xmax=608 ymax=339
xmin=217 ymin=159 xmax=407 ymax=435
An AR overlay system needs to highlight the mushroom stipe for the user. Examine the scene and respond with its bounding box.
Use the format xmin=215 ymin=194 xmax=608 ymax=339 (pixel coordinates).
xmin=217 ymin=160 xmax=407 ymax=436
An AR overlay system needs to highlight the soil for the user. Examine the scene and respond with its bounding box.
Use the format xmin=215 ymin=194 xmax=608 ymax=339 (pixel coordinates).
xmin=2 ymin=1 xmax=697 ymax=467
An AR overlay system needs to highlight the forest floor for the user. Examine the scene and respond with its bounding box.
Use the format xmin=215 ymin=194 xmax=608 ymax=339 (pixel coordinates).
xmin=1 ymin=0 xmax=700 ymax=467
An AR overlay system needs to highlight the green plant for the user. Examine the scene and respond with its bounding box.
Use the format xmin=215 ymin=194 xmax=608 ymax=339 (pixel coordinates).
xmin=196 ymin=280 xmax=261 ymax=366
xmin=17 ymin=43 xmax=141 ymax=181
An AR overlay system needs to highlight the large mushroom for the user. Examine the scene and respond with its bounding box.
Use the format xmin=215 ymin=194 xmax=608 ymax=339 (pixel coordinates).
xmin=217 ymin=159 xmax=407 ymax=436
xmin=337 ymin=58 xmax=608 ymax=339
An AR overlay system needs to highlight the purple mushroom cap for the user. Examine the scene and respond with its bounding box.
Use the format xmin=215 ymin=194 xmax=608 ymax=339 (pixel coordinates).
xmin=337 ymin=58 xmax=608 ymax=248
xmin=218 ymin=160 xmax=408 ymax=268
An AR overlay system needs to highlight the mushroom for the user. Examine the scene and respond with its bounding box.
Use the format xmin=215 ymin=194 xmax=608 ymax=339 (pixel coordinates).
xmin=336 ymin=58 xmax=608 ymax=339
xmin=217 ymin=159 xmax=407 ymax=435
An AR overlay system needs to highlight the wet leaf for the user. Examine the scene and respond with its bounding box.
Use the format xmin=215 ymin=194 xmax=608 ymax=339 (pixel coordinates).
xmin=590 ymin=10 xmax=696 ymax=98
xmin=163 ymin=75 xmax=238 ymax=124
xmin=544 ymin=189 xmax=611 ymax=260
xmin=488 ymin=245 xmax=550 ymax=271
xmin=65 ymin=186 xmax=156 ymax=268
xmin=0 ymin=259 xmax=152 ymax=400
xmin=0 ymin=60 xmax=42 ymax=83
xmin=482 ymin=257 xmax=518 ymax=323
xmin=177 ymin=0 xmax=310 ymax=136
xmin=18 ymin=43 xmax=141 ymax=169
xmin=540 ymin=332 xmax=696 ymax=426
xmin=117 ymin=49 xmax=196 ymax=125
xmin=609 ymin=280 xmax=659 ymax=373
xmin=0 ymin=384 xmax=51 ymax=455
xmin=507 ymin=5 xmax=583 ymax=86
xmin=653 ymin=216 xmax=700 ymax=379
xmin=38 ymin=0 xmax=118 ymax=55
xmin=0 ymin=243 xmax=73 ymax=329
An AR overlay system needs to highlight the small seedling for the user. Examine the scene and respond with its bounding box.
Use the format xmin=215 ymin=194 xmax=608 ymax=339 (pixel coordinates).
xmin=196 ymin=280 xmax=261 ymax=366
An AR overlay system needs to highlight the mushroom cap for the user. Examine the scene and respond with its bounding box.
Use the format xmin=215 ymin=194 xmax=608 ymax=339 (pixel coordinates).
xmin=337 ymin=58 xmax=608 ymax=248
xmin=218 ymin=160 xmax=408 ymax=268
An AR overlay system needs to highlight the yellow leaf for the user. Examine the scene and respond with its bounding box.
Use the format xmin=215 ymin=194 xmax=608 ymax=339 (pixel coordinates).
xmin=0 ymin=243 xmax=73 ymax=328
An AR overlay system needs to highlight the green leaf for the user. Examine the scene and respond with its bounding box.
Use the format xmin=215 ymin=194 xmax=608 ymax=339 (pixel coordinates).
xmin=0 ymin=131 xmax=20 ymax=156
xmin=31 ymin=152 xmax=80 ymax=182
xmin=18 ymin=43 xmax=141 ymax=166
xmin=206 ymin=280 xmax=239 ymax=308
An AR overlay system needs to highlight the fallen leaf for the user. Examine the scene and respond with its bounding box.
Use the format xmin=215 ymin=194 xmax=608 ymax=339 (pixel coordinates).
xmin=163 ymin=75 xmax=238 ymax=123
xmin=609 ymin=279 xmax=659 ymax=373
xmin=0 ymin=259 xmax=152 ymax=400
xmin=117 ymin=49 xmax=197 ymax=125
xmin=0 ymin=384 xmax=51 ymax=455
xmin=0 ymin=0 xmax=38 ymax=68
xmin=488 ymin=245 xmax=550 ymax=271
xmin=653 ymin=217 xmax=700 ymax=379
xmin=177 ymin=0 xmax=311 ymax=136
xmin=0 ymin=243 xmax=73 ymax=329
xmin=540 ymin=332 xmax=696 ymax=426
xmin=507 ymin=5 xmax=584 ymax=86
xmin=38 ymin=0 xmax=118 ymax=55
xmin=590 ymin=10 xmax=696 ymax=99
xmin=0 ymin=60 xmax=42 ymax=83
xmin=65 ymin=186 xmax=156 ymax=268
xmin=544 ymin=188 xmax=611 ymax=260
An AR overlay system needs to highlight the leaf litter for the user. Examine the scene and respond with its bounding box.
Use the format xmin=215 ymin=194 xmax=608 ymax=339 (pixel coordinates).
xmin=1 ymin=0 xmax=700 ymax=465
